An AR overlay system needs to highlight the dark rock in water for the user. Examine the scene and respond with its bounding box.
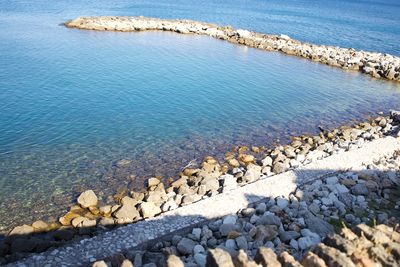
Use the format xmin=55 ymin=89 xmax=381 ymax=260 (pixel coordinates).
xmin=305 ymin=216 xmax=334 ymax=237
xmin=77 ymin=190 xmax=98 ymax=208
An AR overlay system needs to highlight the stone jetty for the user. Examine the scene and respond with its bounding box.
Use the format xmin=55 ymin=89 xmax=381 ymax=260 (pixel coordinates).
xmin=65 ymin=16 xmax=400 ymax=81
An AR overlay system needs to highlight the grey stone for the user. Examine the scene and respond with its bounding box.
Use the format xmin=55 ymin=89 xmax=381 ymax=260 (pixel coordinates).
xmin=351 ymin=183 xmax=369 ymax=195
xmin=219 ymin=223 xmax=238 ymax=236
xmin=305 ymin=216 xmax=334 ymax=237
xmin=279 ymin=231 xmax=300 ymax=242
xmin=177 ymin=238 xmax=197 ymax=255
xmin=257 ymin=213 xmax=281 ymax=226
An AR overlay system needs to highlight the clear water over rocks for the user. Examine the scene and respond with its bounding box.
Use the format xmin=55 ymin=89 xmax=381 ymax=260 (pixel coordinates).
xmin=0 ymin=0 xmax=400 ymax=230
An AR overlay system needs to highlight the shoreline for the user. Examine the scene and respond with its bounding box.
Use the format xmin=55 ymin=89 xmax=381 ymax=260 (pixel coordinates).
xmin=5 ymin=123 xmax=400 ymax=266
xmin=65 ymin=16 xmax=400 ymax=82
xmin=1 ymin=111 xmax=399 ymax=264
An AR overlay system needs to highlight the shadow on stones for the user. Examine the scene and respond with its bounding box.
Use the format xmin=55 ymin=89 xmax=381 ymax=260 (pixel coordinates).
xmin=0 ymin=166 xmax=398 ymax=266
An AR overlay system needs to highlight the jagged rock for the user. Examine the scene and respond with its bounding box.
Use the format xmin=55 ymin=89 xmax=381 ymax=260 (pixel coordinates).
xmin=167 ymin=255 xmax=184 ymax=267
xmin=177 ymin=238 xmax=197 ymax=255
xmin=139 ymin=202 xmax=161 ymax=218
xmin=313 ymin=243 xmax=355 ymax=267
xmin=243 ymin=163 xmax=262 ymax=182
xmin=206 ymin=248 xmax=235 ymax=267
xmin=278 ymin=251 xmax=302 ymax=267
xmin=92 ymin=260 xmax=108 ymax=267
xmin=234 ymin=249 xmax=259 ymax=267
xmin=300 ymin=251 xmax=327 ymax=267
xmin=8 ymin=225 xmax=34 ymax=236
xmin=305 ymin=216 xmax=334 ymax=237
xmin=114 ymin=204 xmax=140 ymax=221
xmin=77 ymin=190 xmax=98 ymax=208
xmin=254 ymin=247 xmax=281 ymax=267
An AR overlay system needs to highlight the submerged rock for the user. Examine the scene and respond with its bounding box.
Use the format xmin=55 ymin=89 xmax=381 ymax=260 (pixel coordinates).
xmin=77 ymin=190 xmax=98 ymax=208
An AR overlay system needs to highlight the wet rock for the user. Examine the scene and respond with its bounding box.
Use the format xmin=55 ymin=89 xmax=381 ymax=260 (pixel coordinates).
xmin=77 ymin=190 xmax=98 ymax=208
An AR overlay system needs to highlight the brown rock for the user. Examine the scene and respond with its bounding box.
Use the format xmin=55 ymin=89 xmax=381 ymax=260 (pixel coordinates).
xmin=254 ymin=247 xmax=281 ymax=267
xmin=147 ymin=177 xmax=160 ymax=187
xmin=301 ymin=252 xmax=327 ymax=267
xmin=235 ymin=249 xmax=259 ymax=267
xmin=206 ymin=248 xmax=235 ymax=267
xmin=313 ymin=243 xmax=355 ymax=267
xmin=227 ymin=158 xmax=240 ymax=168
xmin=77 ymin=190 xmax=98 ymax=208
xmin=8 ymin=224 xmax=34 ymax=236
xmin=278 ymin=251 xmax=302 ymax=267
xmin=139 ymin=202 xmax=162 ymax=218
xmin=239 ymin=154 xmax=255 ymax=164
xmin=167 ymin=255 xmax=184 ymax=267
xmin=32 ymin=220 xmax=49 ymax=232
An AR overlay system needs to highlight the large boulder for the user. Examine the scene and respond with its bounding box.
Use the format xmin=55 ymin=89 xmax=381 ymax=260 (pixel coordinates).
xmin=77 ymin=190 xmax=98 ymax=208
xmin=114 ymin=204 xmax=140 ymax=221
xmin=139 ymin=202 xmax=161 ymax=218
xmin=177 ymin=238 xmax=197 ymax=255
xmin=243 ymin=163 xmax=262 ymax=182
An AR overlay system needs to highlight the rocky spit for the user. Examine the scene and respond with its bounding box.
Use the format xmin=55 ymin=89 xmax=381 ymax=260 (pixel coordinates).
xmin=65 ymin=16 xmax=400 ymax=82
xmin=1 ymin=111 xmax=400 ymax=266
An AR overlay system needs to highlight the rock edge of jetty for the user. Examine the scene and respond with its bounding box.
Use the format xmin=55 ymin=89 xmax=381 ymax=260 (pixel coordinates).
xmin=65 ymin=16 xmax=400 ymax=82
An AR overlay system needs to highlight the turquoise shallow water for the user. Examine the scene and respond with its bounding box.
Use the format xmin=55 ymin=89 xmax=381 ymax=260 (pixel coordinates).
xmin=0 ymin=0 xmax=400 ymax=230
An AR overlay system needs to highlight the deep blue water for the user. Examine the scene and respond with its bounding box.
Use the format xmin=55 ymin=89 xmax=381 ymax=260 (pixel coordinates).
xmin=0 ymin=0 xmax=400 ymax=230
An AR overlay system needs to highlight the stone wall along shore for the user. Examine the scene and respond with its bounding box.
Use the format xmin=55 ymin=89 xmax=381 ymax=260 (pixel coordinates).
xmin=65 ymin=16 xmax=400 ymax=82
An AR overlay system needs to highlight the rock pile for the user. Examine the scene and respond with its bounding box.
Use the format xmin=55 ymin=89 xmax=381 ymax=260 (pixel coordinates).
xmin=65 ymin=16 xmax=400 ymax=81
xmin=91 ymin=145 xmax=399 ymax=267
xmin=1 ymin=112 xmax=399 ymax=263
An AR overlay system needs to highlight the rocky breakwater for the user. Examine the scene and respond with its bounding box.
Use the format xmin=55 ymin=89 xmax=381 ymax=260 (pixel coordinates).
xmin=1 ymin=111 xmax=400 ymax=265
xmin=65 ymin=16 xmax=400 ymax=81
xmin=91 ymin=146 xmax=400 ymax=266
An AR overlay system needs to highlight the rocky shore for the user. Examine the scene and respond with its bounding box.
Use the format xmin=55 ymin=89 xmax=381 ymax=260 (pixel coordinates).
xmin=1 ymin=111 xmax=400 ymax=265
xmin=65 ymin=16 xmax=400 ymax=82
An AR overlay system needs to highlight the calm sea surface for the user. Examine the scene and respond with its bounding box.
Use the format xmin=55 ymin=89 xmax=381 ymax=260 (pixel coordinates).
xmin=0 ymin=0 xmax=400 ymax=230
